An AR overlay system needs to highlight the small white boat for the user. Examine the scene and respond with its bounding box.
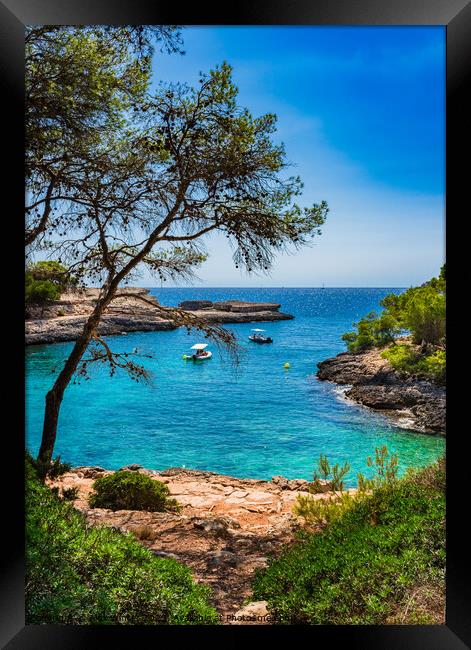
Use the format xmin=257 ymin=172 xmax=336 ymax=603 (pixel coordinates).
xmin=248 ymin=328 xmax=273 ymax=344
xmin=182 ymin=343 xmax=213 ymax=361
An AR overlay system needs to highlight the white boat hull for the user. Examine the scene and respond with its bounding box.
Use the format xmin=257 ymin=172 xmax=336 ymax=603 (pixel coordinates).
xmin=183 ymin=351 xmax=212 ymax=361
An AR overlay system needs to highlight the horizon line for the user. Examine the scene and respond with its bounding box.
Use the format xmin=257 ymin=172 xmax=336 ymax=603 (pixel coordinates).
xmin=141 ymin=285 xmax=408 ymax=290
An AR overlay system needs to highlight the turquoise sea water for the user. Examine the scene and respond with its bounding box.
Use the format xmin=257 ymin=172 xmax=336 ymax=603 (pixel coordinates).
xmin=25 ymin=288 xmax=445 ymax=485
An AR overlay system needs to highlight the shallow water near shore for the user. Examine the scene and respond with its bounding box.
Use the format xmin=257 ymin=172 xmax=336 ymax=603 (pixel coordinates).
xmin=26 ymin=288 xmax=445 ymax=486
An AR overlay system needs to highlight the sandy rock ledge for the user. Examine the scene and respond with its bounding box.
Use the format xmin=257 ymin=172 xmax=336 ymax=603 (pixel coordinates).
xmin=50 ymin=465 xmax=337 ymax=622
xmin=25 ymin=289 xmax=293 ymax=345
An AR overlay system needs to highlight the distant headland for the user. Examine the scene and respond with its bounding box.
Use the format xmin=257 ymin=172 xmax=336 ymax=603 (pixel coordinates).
xmin=25 ymin=288 xmax=293 ymax=345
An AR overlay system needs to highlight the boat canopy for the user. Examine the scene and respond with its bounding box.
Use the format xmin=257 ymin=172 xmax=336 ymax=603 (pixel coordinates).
xmin=251 ymin=328 xmax=265 ymax=332
xmin=190 ymin=343 xmax=208 ymax=350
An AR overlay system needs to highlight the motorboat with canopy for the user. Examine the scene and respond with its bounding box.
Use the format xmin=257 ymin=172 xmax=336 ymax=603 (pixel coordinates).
xmin=182 ymin=343 xmax=213 ymax=361
xmin=248 ymin=328 xmax=273 ymax=344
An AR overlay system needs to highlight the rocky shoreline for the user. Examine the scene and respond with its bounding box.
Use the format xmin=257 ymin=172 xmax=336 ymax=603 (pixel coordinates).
xmin=25 ymin=288 xmax=293 ymax=345
xmin=49 ymin=464 xmax=340 ymax=622
xmin=317 ymin=346 xmax=445 ymax=435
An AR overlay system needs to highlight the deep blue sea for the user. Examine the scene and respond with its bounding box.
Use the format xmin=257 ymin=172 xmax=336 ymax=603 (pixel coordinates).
xmin=25 ymin=288 xmax=445 ymax=485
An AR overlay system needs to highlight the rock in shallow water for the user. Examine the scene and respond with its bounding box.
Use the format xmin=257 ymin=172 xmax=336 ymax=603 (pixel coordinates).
xmin=317 ymin=346 xmax=445 ymax=435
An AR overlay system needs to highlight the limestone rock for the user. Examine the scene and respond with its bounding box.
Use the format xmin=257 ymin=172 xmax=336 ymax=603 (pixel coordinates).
xmin=317 ymin=344 xmax=445 ymax=435
xmin=26 ymin=289 xmax=294 ymax=345
xmin=179 ymin=300 xmax=214 ymax=310
xmin=230 ymin=601 xmax=270 ymax=624
xmin=193 ymin=517 xmax=237 ymax=536
xmin=207 ymin=550 xmax=240 ymax=567
xmin=49 ymin=464 xmax=339 ymax=621
xmin=271 ymin=475 xmax=312 ymax=491
xmin=74 ymin=466 xmax=107 ymax=479
xmin=152 ymin=550 xmax=180 ymax=560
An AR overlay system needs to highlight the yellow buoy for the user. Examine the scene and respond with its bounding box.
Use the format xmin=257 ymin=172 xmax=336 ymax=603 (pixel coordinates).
xmin=284 ymin=362 xmax=290 ymax=369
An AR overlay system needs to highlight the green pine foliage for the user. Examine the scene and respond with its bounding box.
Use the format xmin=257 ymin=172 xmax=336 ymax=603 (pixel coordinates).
xmin=342 ymin=311 xmax=401 ymax=353
xmin=310 ymin=453 xmax=351 ymax=494
xmin=26 ymin=458 xmax=218 ymax=624
xmin=341 ymin=266 xmax=445 ymax=382
xmin=25 ymin=261 xmax=77 ymax=307
xmin=89 ymin=470 xmax=180 ymax=512
xmin=25 ymin=276 xmax=60 ymax=305
xmin=252 ymin=458 xmax=445 ymax=624
xmin=342 ymin=265 xmax=445 ymax=353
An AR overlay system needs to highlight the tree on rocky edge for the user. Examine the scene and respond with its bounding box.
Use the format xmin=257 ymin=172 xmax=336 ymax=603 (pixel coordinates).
xmin=26 ymin=29 xmax=329 ymax=470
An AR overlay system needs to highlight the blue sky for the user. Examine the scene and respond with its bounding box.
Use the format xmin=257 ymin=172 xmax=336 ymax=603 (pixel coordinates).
xmin=146 ymin=26 xmax=445 ymax=288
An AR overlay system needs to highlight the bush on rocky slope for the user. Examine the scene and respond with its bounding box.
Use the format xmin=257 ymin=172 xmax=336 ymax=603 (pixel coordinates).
xmin=381 ymin=344 xmax=445 ymax=384
xmin=252 ymin=458 xmax=445 ymax=624
xmin=89 ymin=470 xmax=180 ymax=512
xmin=342 ymin=266 xmax=446 ymax=356
xmin=26 ymin=458 xmax=218 ymax=624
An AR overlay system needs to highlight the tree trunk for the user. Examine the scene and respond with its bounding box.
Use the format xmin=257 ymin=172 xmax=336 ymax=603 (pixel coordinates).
xmin=37 ymin=290 xmax=115 ymax=467
xmin=36 ymin=198 xmax=184 ymax=469
xmin=38 ymin=389 xmax=62 ymax=466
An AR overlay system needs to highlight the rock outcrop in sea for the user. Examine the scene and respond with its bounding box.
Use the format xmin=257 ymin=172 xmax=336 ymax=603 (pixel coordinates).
xmin=317 ymin=346 xmax=445 ymax=435
xmin=25 ymin=289 xmax=293 ymax=345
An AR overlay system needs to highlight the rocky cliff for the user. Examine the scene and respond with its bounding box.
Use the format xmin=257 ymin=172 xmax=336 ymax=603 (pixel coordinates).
xmin=25 ymin=289 xmax=293 ymax=345
xmin=317 ymin=346 xmax=445 ymax=435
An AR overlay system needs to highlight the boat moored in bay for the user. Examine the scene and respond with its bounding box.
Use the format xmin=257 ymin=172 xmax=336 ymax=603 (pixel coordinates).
xmin=182 ymin=343 xmax=213 ymax=361
xmin=248 ymin=328 xmax=273 ymax=344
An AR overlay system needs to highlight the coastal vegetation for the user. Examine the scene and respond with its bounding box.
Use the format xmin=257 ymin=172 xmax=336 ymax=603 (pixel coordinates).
xmin=26 ymin=25 xmax=328 ymax=471
xmin=294 ymin=446 xmax=398 ymax=528
xmin=29 ymin=453 xmax=72 ymax=482
xmin=342 ymin=266 xmax=445 ymax=382
xmin=26 ymin=457 xmax=218 ymax=624
xmin=89 ymin=471 xmax=180 ymax=512
xmin=25 ymin=261 xmax=77 ymax=311
xmin=381 ymin=344 xmax=445 ymax=383
xmin=24 ymin=25 xmax=445 ymax=629
xmin=252 ymin=455 xmax=445 ymax=624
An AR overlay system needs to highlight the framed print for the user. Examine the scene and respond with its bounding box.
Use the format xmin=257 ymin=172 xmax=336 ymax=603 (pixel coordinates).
xmin=1 ymin=0 xmax=470 ymax=647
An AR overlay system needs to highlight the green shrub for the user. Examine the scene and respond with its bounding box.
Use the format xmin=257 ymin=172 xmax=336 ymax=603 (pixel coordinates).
xmin=296 ymin=446 xmax=398 ymax=528
xmin=360 ymin=445 xmax=399 ymax=487
xmin=417 ymin=349 xmax=446 ymax=383
xmin=25 ymin=277 xmax=61 ymax=306
xmin=25 ymin=261 xmax=78 ymax=309
xmin=403 ymin=286 xmax=445 ymax=345
xmin=342 ymin=266 xmax=446 ymax=353
xmin=252 ymin=459 xmax=445 ymax=625
xmin=342 ymin=311 xmax=401 ymax=353
xmin=27 ymin=260 xmax=77 ymax=290
xmin=89 ymin=470 xmax=180 ymax=512
xmin=26 ymin=458 xmax=218 ymax=624
xmin=310 ymin=453 xmax=350 ymax=494
xmin=381 ymin=344 xmax=445 ymax=383
xmin=295 ymin=490 xmax=359 ymax=529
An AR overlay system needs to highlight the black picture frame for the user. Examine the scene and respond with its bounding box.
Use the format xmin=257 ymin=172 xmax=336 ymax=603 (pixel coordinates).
xmin=2 ymin=1 xmax=470 ymax=647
